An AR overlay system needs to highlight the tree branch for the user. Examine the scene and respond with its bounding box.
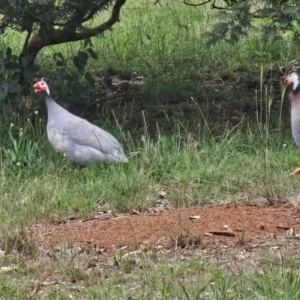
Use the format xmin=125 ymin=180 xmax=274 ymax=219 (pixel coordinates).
xmin=183 ymin=0 xmax=211 ymax=6
xmin=183 ymin=0 xmax=228 ymax=9
xmin=26 ymin=0 xmax=127 ymax=59
xmin=18 ymin=28 xmax=33 ymax=85
xmin=69 ymin=0 xmax=127 ymax=40
xmin=19 ymin=28 xmax=33 ymax=63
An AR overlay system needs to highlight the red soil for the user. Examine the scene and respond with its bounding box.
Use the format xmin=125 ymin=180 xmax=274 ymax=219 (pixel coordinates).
xmin=33 ymin=204 xmax=300 ymax=257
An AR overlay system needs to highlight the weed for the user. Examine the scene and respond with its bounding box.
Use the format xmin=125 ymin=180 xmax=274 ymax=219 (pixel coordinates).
xmin=237 ymin=229 xmax=246 ymax=246
xmin=1 ymin=226 xmax=36 ymax=257
xmin=168 ymin=210 xmax=202 ymax=251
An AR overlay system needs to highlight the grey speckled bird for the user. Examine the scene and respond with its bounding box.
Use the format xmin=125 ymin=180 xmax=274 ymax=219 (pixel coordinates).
xmin=286 ymin=72 xmax=300 ymax=175
xmin=34 ymin=78 xmax=128 ymax=165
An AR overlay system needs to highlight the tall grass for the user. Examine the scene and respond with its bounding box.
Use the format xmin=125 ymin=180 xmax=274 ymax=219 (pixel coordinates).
xmin=0 ymin=98 xmax=299 ymax=234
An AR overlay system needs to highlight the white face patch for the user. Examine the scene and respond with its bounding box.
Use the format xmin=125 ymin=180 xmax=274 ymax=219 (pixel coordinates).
xmin=288 ymin=72 xmax=299 ymax=91
xmin=40 ymin=80 xmax=50 ymax=95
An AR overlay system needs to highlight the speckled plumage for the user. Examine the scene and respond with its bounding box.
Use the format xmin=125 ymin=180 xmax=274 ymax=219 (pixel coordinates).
xmin=34 ymin=79 xmax=128 ymax=164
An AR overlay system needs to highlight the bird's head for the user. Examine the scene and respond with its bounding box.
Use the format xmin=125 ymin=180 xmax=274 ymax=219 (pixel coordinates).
xmin=34 ymin=78 xmax=50 ymax=95
xmin=286 ymin=72 xmax=299 ymax=92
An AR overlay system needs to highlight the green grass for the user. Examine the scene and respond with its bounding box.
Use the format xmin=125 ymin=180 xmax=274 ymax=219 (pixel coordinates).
xmin=0 ymin=111 xmax=299 ymax=230
xmin=0 ymin=114 xmax=299 ymax=261
xmin=2 ymin=0 xmax=300 ymax=298
xmin=1 ymin=247 xmax=300 ymax=299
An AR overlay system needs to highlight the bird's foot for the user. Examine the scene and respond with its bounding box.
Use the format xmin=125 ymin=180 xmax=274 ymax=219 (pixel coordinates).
xmin=290 ymin=167 xmax=300 ymax=176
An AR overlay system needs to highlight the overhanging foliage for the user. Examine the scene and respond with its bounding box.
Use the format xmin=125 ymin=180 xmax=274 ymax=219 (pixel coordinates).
xmin=0 ymin=0 xmax=127 ymax=101
xmin=204 ymin=0 xmax=300 ymax=45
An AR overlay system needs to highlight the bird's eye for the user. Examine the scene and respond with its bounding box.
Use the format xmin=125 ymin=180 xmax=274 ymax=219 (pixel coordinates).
xmin=41 ymin=82 xmax=44 ymax=86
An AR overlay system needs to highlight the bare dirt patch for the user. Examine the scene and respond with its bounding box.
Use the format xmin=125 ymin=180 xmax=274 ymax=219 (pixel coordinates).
xmin=33 ymin=204 xmax=300 ymax=258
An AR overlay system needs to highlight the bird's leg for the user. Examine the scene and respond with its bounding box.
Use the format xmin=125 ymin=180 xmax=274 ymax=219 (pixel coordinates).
xmin=290 ymin=167 xmax=300 ymax=176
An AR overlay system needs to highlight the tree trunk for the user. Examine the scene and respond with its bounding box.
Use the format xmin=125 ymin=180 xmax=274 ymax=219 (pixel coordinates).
xmin=19 ymin=0 xmax=127 ymax=86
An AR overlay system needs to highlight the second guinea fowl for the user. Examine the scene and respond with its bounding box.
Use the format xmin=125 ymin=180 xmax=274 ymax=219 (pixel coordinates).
xmin=34 ymin=78 xmax=128 ymax=164
xmin=286 ymin=72 xmax=300 ymax=175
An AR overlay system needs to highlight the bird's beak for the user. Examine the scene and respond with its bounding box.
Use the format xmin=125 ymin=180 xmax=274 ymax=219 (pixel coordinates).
xmin=34 ymin=82 xmax=41 ymax=93
xmin=286 ymin=76 xmax=292 ymax=85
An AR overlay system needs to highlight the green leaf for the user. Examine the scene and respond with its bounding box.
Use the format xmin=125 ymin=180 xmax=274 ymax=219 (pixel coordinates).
xmin=4 ymin=61 xmax=19 ymax=71
xmin=21 ymin=54 xmax=34 ymax=67
xmin=11 ymin=71 xmax=21 ymax=81
xmin=72 ymin=56 xmax=81 ymax=70
xmin=6 ymin=47 xmax=12 ymax=58
xmin=23 ymin=65 xmax=39 ymax=80
xmin=86 ymin=48 xmax=98 ymax=59
xmin=53 ymin=52 xmax=64 ymax=61
xmin=75 ymin=83 xmax=88 ymax=95
xmin=78 ymin=51 xmax=88 ymax=64
xmin=84 ymin=72 xmax=95 ymax=86
xmin=56 ymin=61 xmax=65 ymax=67
xmin=0 ymin=83 xmax=8 ymax=101
xmin=73 ymin=51 xmax=88 ymax=70
xmin=53 ymin=52 xmax=65 ymax=67
xmin=8 ymin=82 xmax=21 ymax=94
xmin=23 ymin=69 xmax=34 ymax=80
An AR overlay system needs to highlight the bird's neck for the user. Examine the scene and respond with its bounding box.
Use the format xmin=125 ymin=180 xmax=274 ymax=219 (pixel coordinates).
xmin=290 ymin=91 xmax=300 ymax=117
xmin=45 ymin=94 xmax=62 ymax=118
xmin=290 ymin=81 xmax=300 ymax=109
xmin=45 ymin=94 xmax=55 ymax=107
xmin=292 ymin=83 xmax=300 ymax=95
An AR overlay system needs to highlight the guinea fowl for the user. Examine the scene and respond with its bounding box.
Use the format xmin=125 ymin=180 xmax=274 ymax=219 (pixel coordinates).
xmin=286 ymin=72 xmax=300 ymax=175
xmin=34 ymin=78 xmax=128 ymax=164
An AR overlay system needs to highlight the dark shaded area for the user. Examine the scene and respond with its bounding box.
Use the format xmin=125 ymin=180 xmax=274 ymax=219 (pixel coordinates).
xmin=58 ymin=67 xmax=289 ymax=136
